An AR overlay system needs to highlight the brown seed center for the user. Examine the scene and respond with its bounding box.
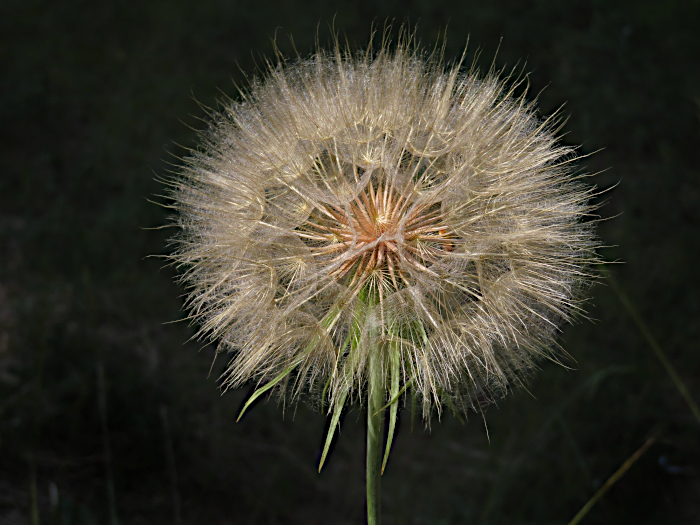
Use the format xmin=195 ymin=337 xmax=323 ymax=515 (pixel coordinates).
xmin=303 ymin=179 xmax=447 ymax=295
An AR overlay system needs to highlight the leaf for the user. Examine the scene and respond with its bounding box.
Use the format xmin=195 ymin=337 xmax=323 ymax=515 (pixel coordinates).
xmin=416 ymin=320 xmax=428 ymax=344
xmin=241 ymin=306 xmax=344 ymax=420
xmin=320 ymin=375 xmax=333 ymax=413
xmin=373 ymin=336 xmax=415 ymax=415
xmin=382 ymin=343 xmax=401 ymax=474
xmin=374 ymin=379 xmax=411 ymax=416
xmin=236 ymin=358 xmax=303 ymax=422
xmin=322 ymin=331 xmax=354 ymax=412
xmin=318 ymin=387 xmax=348 ymax=472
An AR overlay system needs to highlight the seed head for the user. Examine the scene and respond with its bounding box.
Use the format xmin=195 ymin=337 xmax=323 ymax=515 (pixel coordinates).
xmin=167 ymin=32 xmax=598 ymax=421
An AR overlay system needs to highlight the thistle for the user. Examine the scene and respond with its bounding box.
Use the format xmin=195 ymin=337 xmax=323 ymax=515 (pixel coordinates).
xmin=166 ymin=28 xmax=598 ymax=523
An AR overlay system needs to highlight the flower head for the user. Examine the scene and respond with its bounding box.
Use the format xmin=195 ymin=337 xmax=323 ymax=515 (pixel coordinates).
xmin=168 ymin=32 xmax=598 ymax=423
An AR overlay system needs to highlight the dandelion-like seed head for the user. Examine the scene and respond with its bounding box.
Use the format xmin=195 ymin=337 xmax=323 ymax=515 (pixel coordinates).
xmin=168 ymin=30 xmax=598 ymax=422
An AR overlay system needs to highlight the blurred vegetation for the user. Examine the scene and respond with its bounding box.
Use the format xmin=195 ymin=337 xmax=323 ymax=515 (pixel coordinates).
xmin=1 ymin=0 xmax=699 ymax=523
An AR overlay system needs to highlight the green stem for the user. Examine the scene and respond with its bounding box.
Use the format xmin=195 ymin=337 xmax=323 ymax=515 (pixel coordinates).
xmin=567 ymin=427 xmax=661 ymax=525
xmin=366 ymin=348 xmax=384 ymax=525
xmin=601 ymin=266 xmax=700 ymax=426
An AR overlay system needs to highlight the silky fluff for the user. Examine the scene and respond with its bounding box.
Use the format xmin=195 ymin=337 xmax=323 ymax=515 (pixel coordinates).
xmin=168 ymin=37 xmax=598 ymax=424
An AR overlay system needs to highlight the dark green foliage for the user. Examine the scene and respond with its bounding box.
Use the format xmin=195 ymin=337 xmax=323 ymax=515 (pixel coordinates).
xmin=1 ymin=0 xmax=698 ymax=523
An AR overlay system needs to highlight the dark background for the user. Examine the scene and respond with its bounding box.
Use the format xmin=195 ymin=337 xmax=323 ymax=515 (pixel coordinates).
xmin=1 ymin=0 xmax=699 ymax=523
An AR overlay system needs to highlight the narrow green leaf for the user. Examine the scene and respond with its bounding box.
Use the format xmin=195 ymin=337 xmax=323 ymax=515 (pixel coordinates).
xmin=416 ymin=320 xmax=428 ymax=344
xmin=322 ymin=331 xmax=354 ymax=412
xmin=381 ymin=344 xmax=401 ymax=474
xmin=236 ymin=359 xmax=302 ymax=422
xmin=320 ymin=375 xmax=333 ymax=413
xmin=373 ymin=379 xmax=411 ymax=416
xmin=240 ymin=306 xmax=343 ymax=421
xmin=318 ymin=387 xmax=348 ymax=472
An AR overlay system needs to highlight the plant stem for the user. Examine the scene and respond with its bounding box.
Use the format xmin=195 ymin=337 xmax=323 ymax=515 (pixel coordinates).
xmin=366 ymin=348 xmax=384 ymax=525
xmin=601 ymin=266 xmax=700 ymax=425
xmin=567 ymin=427 xmax=661 ymax=525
